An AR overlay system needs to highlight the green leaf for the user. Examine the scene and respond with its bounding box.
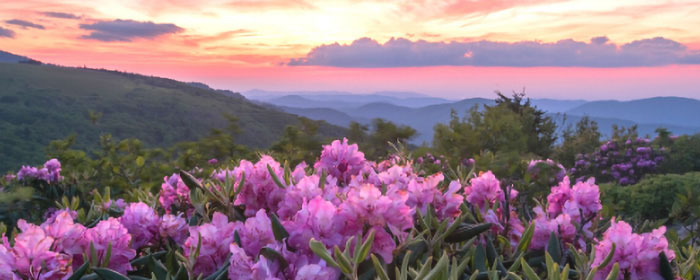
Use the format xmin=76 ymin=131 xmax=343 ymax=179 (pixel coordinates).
xmin=516 ymin=222 xmax=535 ymax=254
xmin=422 ymin=253 xmax=449 ymax=280
xmin=90 ymin=241 xmax=99 ymax=267
xmin=659 ymin=252 xmax=674 ymax=280
xmin=203 ymin=261 xmax=230 ymax=280
xmin=260 ymin=247 xmax=289 ymax=270
xmin=93 ymin=267 xmax=130 ymax=280
xmin=318 ymin=170 xmax=327 ymax=190
xmin=414 ymin=256 xmax=434 ymax=280
xmin=147 ymin=256 xmax=168 ymax=280
xmin=102 ymin=242 xmax=113 ymax=268
xmin=309 ymin=238 xmax=339 ymax=269
xmin=136 ymin=156 xmax=145 ymax=167
xmin=520 ymin=258 xmax=540 ymax=280
xmin=267 ymin=164 xmax=286 ymax=189
xmin=604 ymin=263 xmax=619 ymax=280
xmin=269 ymin=213 xmax=289 ymax=242
xmin=355 ymin=229 xmax=375 ymax=264
xmin=547 ymin=233 xmax=562 ymax=263
xmin=179 ymin=170 xmax=203 ymax=191
xmin=594 ymin=243 xmax=616 ymax=270
xmin=474 ymin=244 xmax=487 ymax=273
xmin=334 ymin=246 xmax=354 ymax=275
xmin=130 ymin=251 xmax=167 ymax=266
xmin=66 ymin=261 xmax=89 ymax=280
xmin=444 ymin=223 xmax=493 ymax=243
xmin=371 ymin=254 xmax=390 ymax=280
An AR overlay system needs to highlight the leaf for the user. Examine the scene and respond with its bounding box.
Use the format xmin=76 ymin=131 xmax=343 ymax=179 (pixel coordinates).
xmin=474 ymin=244 xmax=487 ymax=273
xmin=66 ymin=261 xmax=89 ymax=280
xmin=136 ymin=156 xmax=145 ymax=167
xmin=371 ymin=254 xmax=390 ymax=280
xmin=179 ymin=170 xmax=203 ymax=191
xmin=604 ymin=263 xmax=619 ymax=280
xmin=267 ymin=164 xmax=286 ymax=189
xmin=130 ymin=251 xmax=167 ymax=266
xmin=659 ymin=252 xmax=674 ymax=280
xmin=90 ymin=241 xmax=99 ymax=267
xmin=269 ymin=213 xmax=289 ymax=242
xmin=334 ymin=246 xmax=354 ymax=275
xmin=546 ymin=233 xmax=562 ymax=264
xmin=355 ymin=229 xmax=375 ymax=264
xmin=93 ymin=267 xmax=130 ymax=280
xmin=444 ymin=223 xmax=493 ymax=243
xmin=309 ymin=238 xmax=339 ymax=269
xmin=520 ymin=258 xmax=540 ymax=280
xmin=102 ymin=242 xmax=113 ymax=268
xmin=318 ymin=170 xmax=327 ymax=190
xmin=421 ymin=253 xmax=449 ymax=280
xmin=147 ymin=256 xmax=168 ymax=280
xmin=414 ymin=256 xmax=434 ymax=280
xmin=203 ymin=261 xmax=230 ymax=280
xmin=594 ymin=243 xmax=616 ymax=270
xmin=260 ymin=247 xmax=289 ymax=270
xmin=516 ymin=222 xmax=535 ymax=254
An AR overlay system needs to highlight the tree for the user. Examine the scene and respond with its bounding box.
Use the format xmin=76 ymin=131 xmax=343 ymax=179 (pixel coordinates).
xmin=553 ymin=116 xmax=602 ymax=167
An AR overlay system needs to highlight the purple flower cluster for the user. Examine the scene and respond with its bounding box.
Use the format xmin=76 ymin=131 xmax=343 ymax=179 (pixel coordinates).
xmin=314 ymin=138 xmax=366 ymax=184
xmin=592 ymin=219 xmax=674 ymax=279
xmin=531 ymin=176 xmax=602 ymax=249
xmin=159 ymin=173 xmax=191 ymax=214
xmin=14 ymin=158 xmax=64 ymax=184
xmin=572 ymin=138 xmax=665 ymax=185
xmin=527 ymin=159 xmax=566 ymax=184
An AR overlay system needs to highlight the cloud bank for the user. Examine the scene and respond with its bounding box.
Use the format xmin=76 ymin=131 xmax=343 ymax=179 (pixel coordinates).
xmin=0 ymin=26 xmax=14 ymax=38
xmin=80 ymin=19 xmax=183 ymax=42
xmin=41 ymin=11 xmax=80 ymax=19
xmin=289 ymin=37 xmax=700 ymax=67
xmin=5 ymin=19 xmax=45 ymax=29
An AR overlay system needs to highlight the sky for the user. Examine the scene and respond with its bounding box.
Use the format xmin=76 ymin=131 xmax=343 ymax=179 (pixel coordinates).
xmin=1 ymin=0 xmax=700 ymax=100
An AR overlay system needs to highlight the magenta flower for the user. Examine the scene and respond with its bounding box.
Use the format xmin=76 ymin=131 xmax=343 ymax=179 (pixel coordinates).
xmin=569 ymin=178 xmax=602 ymax=219
xmin=237 ymin=209 xmax=277 ymax=257
xmin=159 ymin=214 xmax=189 ymax=245
xmin=277 ymin=175 xmax=339 ymax=220
xmin=119 ymin=202 xmax=160 ymax=249
xmin=340 ymin=184 xmax=413 ymax=237
xmin=546 ymin=176 xmax=573 ymax=216
xmin=285 ymin=196 xmax=345 ymax=253
xmin=315 ymin=138 xmax=366 ymax=184
xmin=232 ymin=156 xmax=288 ymax=216
xmin=228 ymin=243 xmax=283 ymax=280
xmin=433 ymin=180 xmax=465 ymax=220
xmin=592 ymin=219 xmax=675 ymax=280
xmin=16 ymin=166 xmax=38 ymax=181
xmin=13 ymin=220 xmax=71 ymax=279
xmin=159 ymin=173 xmax=191 ymax=214
xmin=464 ymin=171 xmax=505 ymax=209
xmin=184 ymin=212 xmax=238 ymax=277
xmin=208 ymin=158 xmax=218 ymax=165
xmin=0 ymin=237 xmax=19 ymax=279
xmin=41 ymin=209 xmax=86 ymax=259
xmin=294 ymin=263 xmax=338 ymax=280
xmin=84 ymin=218 xmax=137 ymax=274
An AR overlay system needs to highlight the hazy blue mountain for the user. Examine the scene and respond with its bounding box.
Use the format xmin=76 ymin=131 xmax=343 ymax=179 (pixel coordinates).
xmin=245 ymin=89 xmax=453 ymax=108
xmin=277 ymin=106 xmax=372 ymax=127
xmin=550 ymin=114 xmax=700 ymax=139
xmin=565 ymin=97 xmax=700 ymax=127
xmin=531 ymin=99 xmax=588 ymax=113
xmin=0 ymin=50 xmax=30 ymax=63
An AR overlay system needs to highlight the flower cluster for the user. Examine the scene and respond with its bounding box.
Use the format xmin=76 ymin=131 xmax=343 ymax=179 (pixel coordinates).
xmin=571 ymin=138 xmax=665 ymax=185
xmin=14 ymin=158 xmax=64 ymax=184
xmin=159 ymin=173 xmax=191 ymax=214
xmin=592 ymin=219 xmax=674 ymax=279
xmin=530 ymin=176 xmax=602 ymax=249
xmin=527 ymin=158 xmax=566 ymax=184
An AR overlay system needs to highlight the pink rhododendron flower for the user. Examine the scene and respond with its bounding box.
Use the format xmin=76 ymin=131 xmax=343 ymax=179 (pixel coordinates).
xmin=120 ymin=202 xmax=160 ymax=249
xmin=285 ymin=196 xmax=345 ymax=253
xmin=232 ymin=156 xmax=287 ymax=216
xmin=237 ymin=209 xmax=277 ymax=256
xmin=41 ymin=209 xmax=86 ymax=263
xmin=184 ymin=212 xmax=237 ymax=277
xmin=84 ymin=218 xmax=137 ymax=274
xmin=295 ymin=263 xmax=338 ymax=280
xmin=546 ymin=176 xmax=573 ymax=216
xmin=159 ymin=214 xmax=189 ymax=245
xmin=159 ymin=173 xmax=191 ymax=214
xmin=593 ymin=219 xmax=675 ymax=280
xmin=315 ymin=138 xmax=366 ymax=184
xmin=277 ymin=175 xmax=339 ymax=220
xmin=340 ymin=184 xmax=413 ymax=238
xmin=433 ymin=180 xmax=464 ymax=219
xmin=13 ymin=220 xmax=71 ymax=279
xmin=482 ymin=209 xmax=525 ymax=248
xmin=103 ymin=199 xmax=127 ymax=211
xmin=569 ymin=178 xmax=602 ymax=219
xmin=228 ymin=244 xmax=283 ymax=280
xmin=465 ymin=171 xmax=505 ymax=209
xmin=0 ymin=238 xmax=19 ymax=279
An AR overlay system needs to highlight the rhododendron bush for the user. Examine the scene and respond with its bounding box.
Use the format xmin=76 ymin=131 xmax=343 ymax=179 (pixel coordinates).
xmin=0 ymin=139 xmax=681 ymax=279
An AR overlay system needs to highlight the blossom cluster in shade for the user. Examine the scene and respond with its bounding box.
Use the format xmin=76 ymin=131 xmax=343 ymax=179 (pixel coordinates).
xmin=571 ymin=138 xmax=665 ymax=185
xmin=0 ymin=139 xmax=676 ymax=279
xmin=13 ymin=158 xmax=64 ymax=184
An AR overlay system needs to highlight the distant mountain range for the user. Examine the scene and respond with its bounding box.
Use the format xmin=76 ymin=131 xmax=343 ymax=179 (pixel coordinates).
xmin=0 ymin=50 xmax=31 ymax=63
xmin=246 ymin=90 xmax=700 ymax=144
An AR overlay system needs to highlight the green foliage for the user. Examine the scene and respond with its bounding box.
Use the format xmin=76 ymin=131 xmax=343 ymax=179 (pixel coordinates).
xmin=0 ymin=63 xmax=345 ymax=172
xmin=347 ymin=118 xmax=417 ymax=159
xmin=270 ymin=117 xmax=328 ymax=165
xmin=600 ymin=172 xmax=700 ymax=222
xmin=553 ymin=116 xmax=602 ymax=168
xmin=659 ymin=133 xmax=700 ymax=174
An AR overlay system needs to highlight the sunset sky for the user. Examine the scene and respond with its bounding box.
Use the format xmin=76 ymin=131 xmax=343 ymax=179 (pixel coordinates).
xmin=1 ymin=0 xmax=700 ymax=100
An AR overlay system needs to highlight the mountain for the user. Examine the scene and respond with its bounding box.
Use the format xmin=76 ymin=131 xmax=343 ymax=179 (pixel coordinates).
xmin=531 ymin=99 xmax=588 ymax=113
xmin=0 ymin=50 xmax=32 ymax=63
xmin=245 ymin=90 xmax=453 ymax=108
xmin=565 ymin=97 xmax=700 ymax=127
xmin=0 ymin=62 xmax=345 ymax=172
